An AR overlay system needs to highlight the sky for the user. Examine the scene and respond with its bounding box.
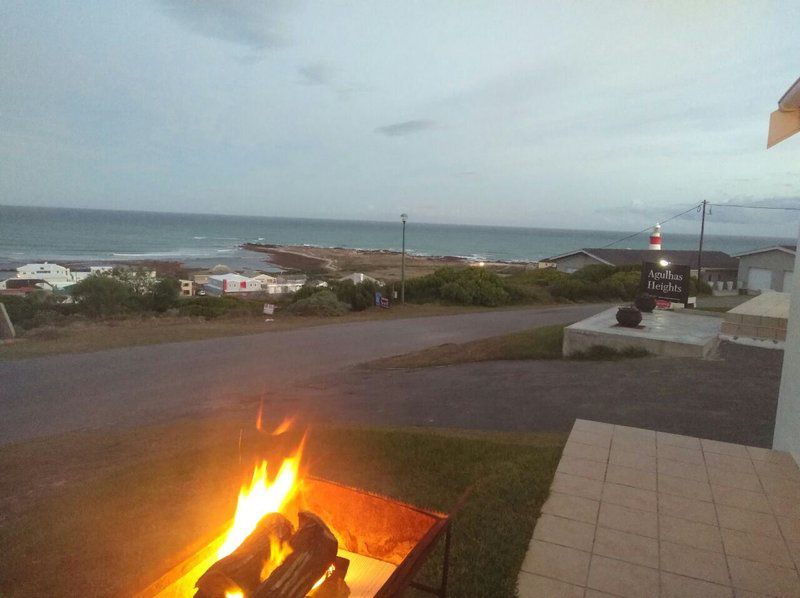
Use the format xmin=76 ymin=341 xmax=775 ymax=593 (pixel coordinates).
xmin=1 ymin=1 xmax=799 ymax=235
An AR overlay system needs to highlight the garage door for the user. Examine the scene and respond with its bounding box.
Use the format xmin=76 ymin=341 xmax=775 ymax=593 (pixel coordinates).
xmin=783 ymin=270 xmax=794 ymax=293
xmin=748 ymin=268 xmax=773 ymax=291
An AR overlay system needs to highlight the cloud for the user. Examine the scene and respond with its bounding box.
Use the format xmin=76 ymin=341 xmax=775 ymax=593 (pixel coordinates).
xmin=375 ymin=119 xmax=437 ymax=137
xmin=157 ymin=0 xmax=292 ymax=49
xmin=297 ymin=62 xmax=335 ymax=86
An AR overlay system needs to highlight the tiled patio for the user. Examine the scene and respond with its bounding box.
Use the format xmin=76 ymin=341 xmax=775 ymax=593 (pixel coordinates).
xmin=518 ymin=420 xmax=800 ymax=597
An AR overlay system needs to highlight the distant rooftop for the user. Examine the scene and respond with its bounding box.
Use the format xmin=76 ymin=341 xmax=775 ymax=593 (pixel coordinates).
xmin=547 ymin=248 xmax=738 ymax=270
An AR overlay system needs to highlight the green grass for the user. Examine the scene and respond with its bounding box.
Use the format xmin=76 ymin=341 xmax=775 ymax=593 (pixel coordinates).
xmin=0 ymin=421 xmax=564 ymax=598
xmin=368 ymin=324 xmax=649 ymax=369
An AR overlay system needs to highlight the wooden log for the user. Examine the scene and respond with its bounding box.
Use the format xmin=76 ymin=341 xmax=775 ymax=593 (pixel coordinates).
xmin=307 ymin=557 xmax=351 ymax=598
xmin=253 ymin=511 xmax=338 ymax=598
xmin=195 ymin=512 xmax=294 ymax=598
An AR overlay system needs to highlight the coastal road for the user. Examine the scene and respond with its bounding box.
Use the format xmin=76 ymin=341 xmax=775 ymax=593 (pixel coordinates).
xmin=0 ymin=304 xmax=607 ymax=444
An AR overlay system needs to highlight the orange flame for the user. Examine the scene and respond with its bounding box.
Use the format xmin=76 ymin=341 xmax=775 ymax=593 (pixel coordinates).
xmin=217 ymin=438 xmax=305 ymax=560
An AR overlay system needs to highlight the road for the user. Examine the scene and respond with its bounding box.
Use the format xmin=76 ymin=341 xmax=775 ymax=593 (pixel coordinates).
xmin=0 ymin=304 xmax=606 ymax=444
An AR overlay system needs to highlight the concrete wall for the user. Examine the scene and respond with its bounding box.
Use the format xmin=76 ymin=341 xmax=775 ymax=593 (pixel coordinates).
xmin=553 ymin=253 xmax=603 ymax=273
xmin=773 ymin=236 xmax=800 ymax=464
xmin=738 ymin=250 xmax=795 ymax=292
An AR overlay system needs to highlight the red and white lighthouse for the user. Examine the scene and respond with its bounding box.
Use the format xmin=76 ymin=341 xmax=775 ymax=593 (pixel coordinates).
xmin=649 ymin=223 xmax=662 ymax=250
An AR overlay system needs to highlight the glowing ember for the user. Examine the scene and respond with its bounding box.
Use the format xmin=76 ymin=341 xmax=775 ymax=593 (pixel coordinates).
xmin=216 ymin=443 xmax=304 ymax=560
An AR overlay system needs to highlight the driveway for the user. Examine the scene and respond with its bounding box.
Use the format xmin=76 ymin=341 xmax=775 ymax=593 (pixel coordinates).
xmin=0 ymin=304 xmax=606 ymax=444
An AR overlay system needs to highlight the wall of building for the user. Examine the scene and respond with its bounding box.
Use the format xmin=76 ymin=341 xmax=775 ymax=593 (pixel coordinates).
xmin=774 ymin=239 xmax=800 ymax=464
xmin=738 ymin=250 xmax=795 ymax=292
xmin=553 ymin=254 xmax=603 ymax=273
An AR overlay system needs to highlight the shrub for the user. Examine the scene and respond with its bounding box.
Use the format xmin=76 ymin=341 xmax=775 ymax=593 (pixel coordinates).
xmin=177 ymin=296 xmax=262 ymax=319
xmin=147 ymin=277 xmax=181 ymax=312
xmin=402 ymin=267 xmax=510 ymax=306
xmin=330 ymin=280 xmax=382 ymax=311
xmin=70 ymin=276 xmax=135 ymax=317
xmin=285 ymin=290 xmax=349 ymax=316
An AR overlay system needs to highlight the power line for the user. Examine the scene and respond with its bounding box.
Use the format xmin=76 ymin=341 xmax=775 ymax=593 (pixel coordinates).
xmin=708 ymin=203 xmax=800 ymax=211
xmin=600 ymin=203 xmax=703 ymax=248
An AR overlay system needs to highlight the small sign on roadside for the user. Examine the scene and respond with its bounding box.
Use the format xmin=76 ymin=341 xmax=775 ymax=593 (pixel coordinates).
xmin=380 ymin=297 xmax=390 ymax=309
xmin=263 ymin=303 xmax=275 ymax=315
xmin=640 ymin=262 xmax=691 ymax=306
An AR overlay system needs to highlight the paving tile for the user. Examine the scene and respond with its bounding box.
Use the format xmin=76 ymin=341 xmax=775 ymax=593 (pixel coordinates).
xmin=598 ymin=501 xmax=658 ymax=538
xmin=563 ymin=439 xmax=610 ymax=463
xmin=656 ymin=431 xmax=702 ymax=450
xmin=660 ymin=540 xmax=730 ymax=585
xmin=777 ymin=516 xmax=800 ymax=542
xmin=533 ymin=513 xmax=596 ymax=552
xmin=705 ymin=452 xmax=756 ymax=475
xmin=658 ymin=493 xmax=718 ymax=525
xmin=587 ymin=554 xmax=660 ymax=598
xmin=557 ymin=455 xmax=607 ymax=481
xmin=660 ymin=571 xmax=733 ymax=598
xmin=551 ymin=472 xmax=604 ymax=501
xmin=746 ymin=445 xmax=796 ymax=465
xmin=521 ymin=539 xmax=591 ymax=586
xmin=573 ymin=419 xmax=615 ymax=436
xmin=733 ymin=590 xmax=774 ymax=598
xmin=542 ymin=492 xmax=600 ymax=524
xmin=659 ymin=514 xmax=723 ymax=552
xmin=702 ymin=439 xmax=750 ymax=459
xmin=658 ymin=443 xmax=705 ymax=465
xmin=658 ymin=458 xmax=709 ymax=483
xmin=727 ymin=555 xmax=800 ymax=597
xmin=788 ymin=539 xmax=800 ymax=569
xmin=602 ymin=481 xmax=657 ymax=512
xmin=759 ymin=473 xmax=800 ymax=498
xmin=752 ymin=458 xmax=800 ymax=481
xmin=614 ymin=424 xmax=655 ymax=438
xmin=711 ymin=484 xmax=771 ymax=514
xmin=584 ymin=591 xmax=618 ymax=598
xmin=720 ymin=527 xmax=794 ymax=568
xmin=716 ymin=505 xmax=781 ymax=538
xmin=570 ymin=429 xmax=612 ymax=449
xmin=593 ymin=526 xmax=658 ymax=568
xmin=658 ymin=472 xmax=713 ymax=501
xmin=707 ymin=468 xmax=762 ymax=493
xmin=516 ymin=571 xmax=585 ymax=598
xmin=609 ymin=448 xmax=657 ymax=472
xmin=606 ymin=463 xmax=656 ymax=491
xmin=612 ymin=437 xmax=656 ymax=457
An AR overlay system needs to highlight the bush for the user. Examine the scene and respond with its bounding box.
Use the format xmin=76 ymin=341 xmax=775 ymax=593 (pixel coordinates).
xmin=177 ymin=296 xmax=262 ymax=319
xmin=691 ymin=276 xmax=713 ymax=296
xmin=330 ymin=280 xmax=382 ymax=311
xmin=403 ymin=267 xmax=511 ymax=306
xmin=147 ymin=277 xmax=180 ymax=312
xmin=70 ymin=276 xmax=135 ymax=317
xmin=285 ymin=290 xmax=349 ymax=316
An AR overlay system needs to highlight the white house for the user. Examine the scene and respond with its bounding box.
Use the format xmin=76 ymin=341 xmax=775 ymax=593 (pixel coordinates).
xmin=251 ymin=273 xmax=278 ymax=288
xmin=17 ymin=262 xmax=73 ymax=282
xmin=205 ymin=274 xmax=262 ymax=296
xmin=734 ymin=245 xmax=795 ymax=293
xmin=263 ymin=280 xmax=305 ymax=295
xmin=339 ymin=272 xmax=380 ymax=285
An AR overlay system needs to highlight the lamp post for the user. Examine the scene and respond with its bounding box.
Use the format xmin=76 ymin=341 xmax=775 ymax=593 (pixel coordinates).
xmin=400 ymin=213 xmax=408 ymax=304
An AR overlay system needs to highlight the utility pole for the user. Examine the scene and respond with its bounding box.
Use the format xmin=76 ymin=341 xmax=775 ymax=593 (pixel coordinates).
xmin=697 ymin=200 xmax=707 ymax=284
xmin=400 ymin=213 xmax=408 ymax=304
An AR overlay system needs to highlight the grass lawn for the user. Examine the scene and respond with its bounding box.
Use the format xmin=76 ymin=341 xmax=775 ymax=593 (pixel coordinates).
xmin=0 ymin=303 xmax=541 ymax=361
xmin=367 ymin=324 xmax=648 ymax=369
xmin=0 ymin=420 xmax=564 ymax=597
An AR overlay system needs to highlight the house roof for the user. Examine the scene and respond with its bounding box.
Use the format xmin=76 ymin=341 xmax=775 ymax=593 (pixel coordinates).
xmin=547 ymin=248 xmax=738 ymax=270
xmin=733 ymin=245 xmax=797 ymax=258
xmin=207 ymin=274 xmax=253 ymax=283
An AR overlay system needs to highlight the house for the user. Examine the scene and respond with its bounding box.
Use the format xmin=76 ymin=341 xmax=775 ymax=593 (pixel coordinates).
xmin=205 ymin=274 xmax=262 ymax=296
xmin=179 ymin=279 xmax=194 ymax=297
xmin=734 ymin=245 xmax=796 ymax=293
xmin=15 ymin=262 xmax=107 ymax=290
xmin=339 ymin=272 xmax=380 ymax=285
xmin=545 ymin=248 xmax=739 ymax=287
xmin=251 ymin=273 xmax=278 ymax=288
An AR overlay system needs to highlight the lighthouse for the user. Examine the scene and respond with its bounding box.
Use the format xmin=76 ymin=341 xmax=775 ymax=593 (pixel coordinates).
xmin=649 ymin=223 xmax=662 ymax=250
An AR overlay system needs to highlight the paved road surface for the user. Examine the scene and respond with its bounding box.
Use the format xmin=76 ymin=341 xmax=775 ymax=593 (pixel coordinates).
xmin=0 ymin=305 xmax=606 ymax=444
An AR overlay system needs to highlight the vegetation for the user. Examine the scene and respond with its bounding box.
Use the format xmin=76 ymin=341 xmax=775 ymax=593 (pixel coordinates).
xmin=284 ymin=290 xmax=350 ymax=316
xmin=392 ymin=264 xmax=711 ymax=307
xmin=291 ymin=279 xmax=383 ymax=312
xmin=368 ymin=324 xmax=649 ymax=369
xmin=0 ymin=420 xmax=564 ymax=597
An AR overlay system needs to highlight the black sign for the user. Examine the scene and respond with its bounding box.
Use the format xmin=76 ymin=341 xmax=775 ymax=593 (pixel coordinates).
xmin=640 ymin=262 xmax=690 ymax=304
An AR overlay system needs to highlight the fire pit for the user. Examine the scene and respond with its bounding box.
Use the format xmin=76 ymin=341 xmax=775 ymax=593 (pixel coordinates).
xmin=135 ymin=431 xmax=452 ymax=598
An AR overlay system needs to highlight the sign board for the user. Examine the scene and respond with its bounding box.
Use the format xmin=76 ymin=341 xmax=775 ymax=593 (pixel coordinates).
xmin=640 ymin=262 xmax=691 ymax=305
xmin=263 ymin=303 xmax=275 ymax=315
xmin=380 ymin=297 xmax=390 ymax=309
xmin=374 ymin=292 xmax=383 ymax=307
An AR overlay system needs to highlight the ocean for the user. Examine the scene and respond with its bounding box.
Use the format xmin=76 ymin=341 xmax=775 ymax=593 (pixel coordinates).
xmin=0 ymin=204 xmax=793 ymax=272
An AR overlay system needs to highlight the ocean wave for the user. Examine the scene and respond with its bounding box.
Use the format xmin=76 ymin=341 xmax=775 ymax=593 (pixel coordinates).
xmin=192 ymin=236 xmax=207 ymax=240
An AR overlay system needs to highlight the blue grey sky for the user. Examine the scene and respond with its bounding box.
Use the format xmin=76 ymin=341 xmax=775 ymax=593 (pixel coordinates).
xmin=2 ymin=1 xmax=799 ymax=234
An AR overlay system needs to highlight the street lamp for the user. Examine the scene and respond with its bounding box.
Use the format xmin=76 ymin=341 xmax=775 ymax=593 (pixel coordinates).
xmin=400 ymin=213 xmax=408 ymax=304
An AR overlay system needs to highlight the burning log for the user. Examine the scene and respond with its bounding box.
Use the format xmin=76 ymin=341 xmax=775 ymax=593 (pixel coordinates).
xmin=253 ymin=511 xmax=339 ymax=598
xmin=195 ymin=513 xmax=294 ymax=598
xmin=308 ymin=557 xmax=351 ymax=598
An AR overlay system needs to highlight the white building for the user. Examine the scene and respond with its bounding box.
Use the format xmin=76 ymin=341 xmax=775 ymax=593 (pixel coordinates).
xmin=15 ymin=262 xmax=111 ymax=290
xmin=263 ymin=280 xmax=306 ymax=295
xmin=339 ymin=272 xmax=381 ymax=285
xmin=179 ymin=279 xmax=194 ymax=297
xmin=205 ymin=274 xmax=262 ymax=296
xmin=251 ymin=273 xmax=278 ymax=288
xmin=734 ymin=245 xmax=795 ymax=293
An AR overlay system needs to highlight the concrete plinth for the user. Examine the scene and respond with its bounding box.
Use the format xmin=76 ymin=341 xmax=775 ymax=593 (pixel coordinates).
xmin=563 ymin=307 xmax=721 ymax=358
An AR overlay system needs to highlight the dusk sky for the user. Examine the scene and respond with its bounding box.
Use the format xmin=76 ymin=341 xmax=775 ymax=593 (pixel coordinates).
xmin=2 ymin=1 xmax=799 ymax=234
